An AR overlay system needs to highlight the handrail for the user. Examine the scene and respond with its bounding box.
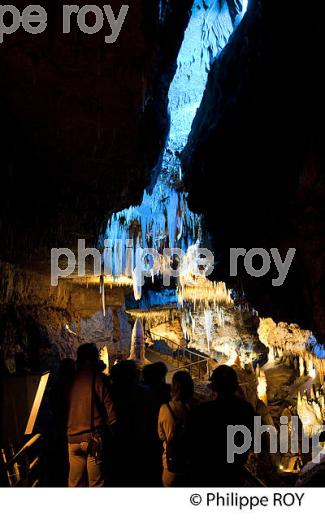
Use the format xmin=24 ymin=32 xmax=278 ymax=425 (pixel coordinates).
xmin=149 ymin=330 xmax=210 ymax=380
xmin=149 ymin=331 xmax=208 ymax=361
xmin=149 ymin=331 xmax=182 ymax=349
xmin=167 ymin=358 xmax=209 ymax=374
xmin=4 ymin=434 xmax=41 ymax=469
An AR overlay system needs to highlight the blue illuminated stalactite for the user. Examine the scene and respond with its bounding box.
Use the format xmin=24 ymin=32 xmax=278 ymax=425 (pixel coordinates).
xmin=167 ymin=0 xmax=234 ymax=152
xmin=101 ymin=0 xmax=247 ymax=300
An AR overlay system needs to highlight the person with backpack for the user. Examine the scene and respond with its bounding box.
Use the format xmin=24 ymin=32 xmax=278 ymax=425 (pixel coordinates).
xmin=158 ymin=370 xmax=194 ymax=487
xmin=66 ymin=343 xmax=117 ymax=487
xmin=188 ymin=365 xmax=256 ymax=486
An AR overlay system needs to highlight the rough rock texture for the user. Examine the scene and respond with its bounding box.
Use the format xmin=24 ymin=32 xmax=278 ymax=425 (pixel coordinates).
xmin=182 ymin=0 xmax=325 ymax=341
xmin=0 ymin=1 xmax=194 ymax=371
xmin=150 ymin=317 xmax=185 ymax=346
xmin=258 ymin=318 xmax=310 ymax=354
xmin=79 ymin=307 xmax=131 ymax=352
xmin=0 ymin=0 xmax=193 ymax=267
xmin=0 ymin=261 xmax=132 ymax=372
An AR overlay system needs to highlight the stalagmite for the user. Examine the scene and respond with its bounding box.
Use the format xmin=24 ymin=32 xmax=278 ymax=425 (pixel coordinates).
xmin=307 ymin=358 xmax=316 ymax=379
xmin=268 ymin=346 xmax=275 ymax=364
xmin=257 ymin=369 xmax=268 ymax=405
xmin=129 ymin=318 xmax=149 ymax=367
xmin=297 ymin=391 xmax=302 ymax=408
xmin=299 ymin=357 xmax=305 ymax=377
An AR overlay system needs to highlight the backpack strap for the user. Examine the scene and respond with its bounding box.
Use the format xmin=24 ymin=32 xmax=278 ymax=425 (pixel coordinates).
xmin=166 ymin=402 xmax=182 ymax=426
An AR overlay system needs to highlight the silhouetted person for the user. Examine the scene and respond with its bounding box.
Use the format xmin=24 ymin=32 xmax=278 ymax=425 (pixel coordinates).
xmin=110 ymin=360 xmax=158 ymax=486
xmin=142 ymin=362 xmax=171 ymax=484
xmin=143 ymin=362 xmax=171 ymax=408
xmin=50 ymin=358 xmax=75 ymax=486
xmin=189 ymin=365 xmax=255 ymax=487
xmin=15 ymin=351 xmax=29 ymax=374
xmin=53 ymin=358 xmax=75 ymax=421
xmin=67 ymin=343 xmax=117 ymax=487
xmin=158 ymin=370 xmax=194 ymax=487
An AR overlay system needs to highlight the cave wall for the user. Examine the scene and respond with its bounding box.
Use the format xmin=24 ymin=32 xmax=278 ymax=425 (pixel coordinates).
xmin=182 ymin=0 xmax=325 ymax=340
xmin=0 ymin=261 xmax=132 ymax=373
xmin=0 ymin=0 xmax=194 ymax=267
xmin=0 ymin=1 xmax=194 ymax=370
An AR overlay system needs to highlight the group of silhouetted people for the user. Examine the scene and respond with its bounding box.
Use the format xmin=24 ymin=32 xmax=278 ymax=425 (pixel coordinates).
xmin=49 ymin=342 xmax=256 ymax=487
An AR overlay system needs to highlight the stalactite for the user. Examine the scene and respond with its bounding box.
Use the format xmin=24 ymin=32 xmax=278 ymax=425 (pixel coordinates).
xmin=297 ymin=389 xmax=325 ymax=438
xmin=204 ymin=309 xmax=213 ymax=352
xmin=100 ymin=275 xmax=106 ymax=317
xmin=100 ymin=0 xmax=238 ymax=302
xmin=258 ymin=318 xmax=325 ymax=380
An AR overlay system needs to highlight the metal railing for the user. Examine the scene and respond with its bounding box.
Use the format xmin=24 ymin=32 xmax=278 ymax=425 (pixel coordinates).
xmin=1 ymin=434 xmax=42 ymax=487
xmin=149 ymin=331 xmax=211 ymax=380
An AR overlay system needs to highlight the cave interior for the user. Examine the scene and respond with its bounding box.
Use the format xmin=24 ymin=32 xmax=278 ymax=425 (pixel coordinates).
xmin=0 ymin=0 xmax=325 ymax=486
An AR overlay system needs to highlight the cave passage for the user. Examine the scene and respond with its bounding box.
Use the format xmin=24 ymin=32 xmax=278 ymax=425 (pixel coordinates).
xmin=95 ymin=0 xmax=325 ymax=484
xmin=1 ymin=0 xmax=325 ymax=491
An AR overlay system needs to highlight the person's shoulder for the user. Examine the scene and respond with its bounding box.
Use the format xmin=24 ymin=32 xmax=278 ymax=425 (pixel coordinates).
xmin=199 ymin=400 xmax=215 ymax=409
xmin=137 ymin=382 xmax=156 ymax=405
xmin=241 ymin=396 xmax=255 ymax=410
xmin=95 ymin=371 xmax=106 ymax=382
xmin=192 ymin=400 xmax=216 ymax=417
xmin=235 ymin=396 xmax=255 ymax=415
xmin=137 ymin=382 xmax=152 ymax=395
xmin=95 ymin=372 xmax=111 ymax=389
xmin=158 ymin=402 xmax=170 ymax=418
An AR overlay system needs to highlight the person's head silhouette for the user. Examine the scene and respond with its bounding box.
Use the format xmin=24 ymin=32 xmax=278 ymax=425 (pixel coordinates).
xmin=143 ymin=362 xmax=167 ymax=386
xmin=59 ymin=358 xmax=75 ymax=377
xmin=76 ymin=343 xmax=99 ymax=369
xmin=171 ymin=370 xmax=194 ymax=402
xmin=110 ymin=359 xmax=139 ymax=388
xmin=210 ymin=365 xmax=239 ymax=397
